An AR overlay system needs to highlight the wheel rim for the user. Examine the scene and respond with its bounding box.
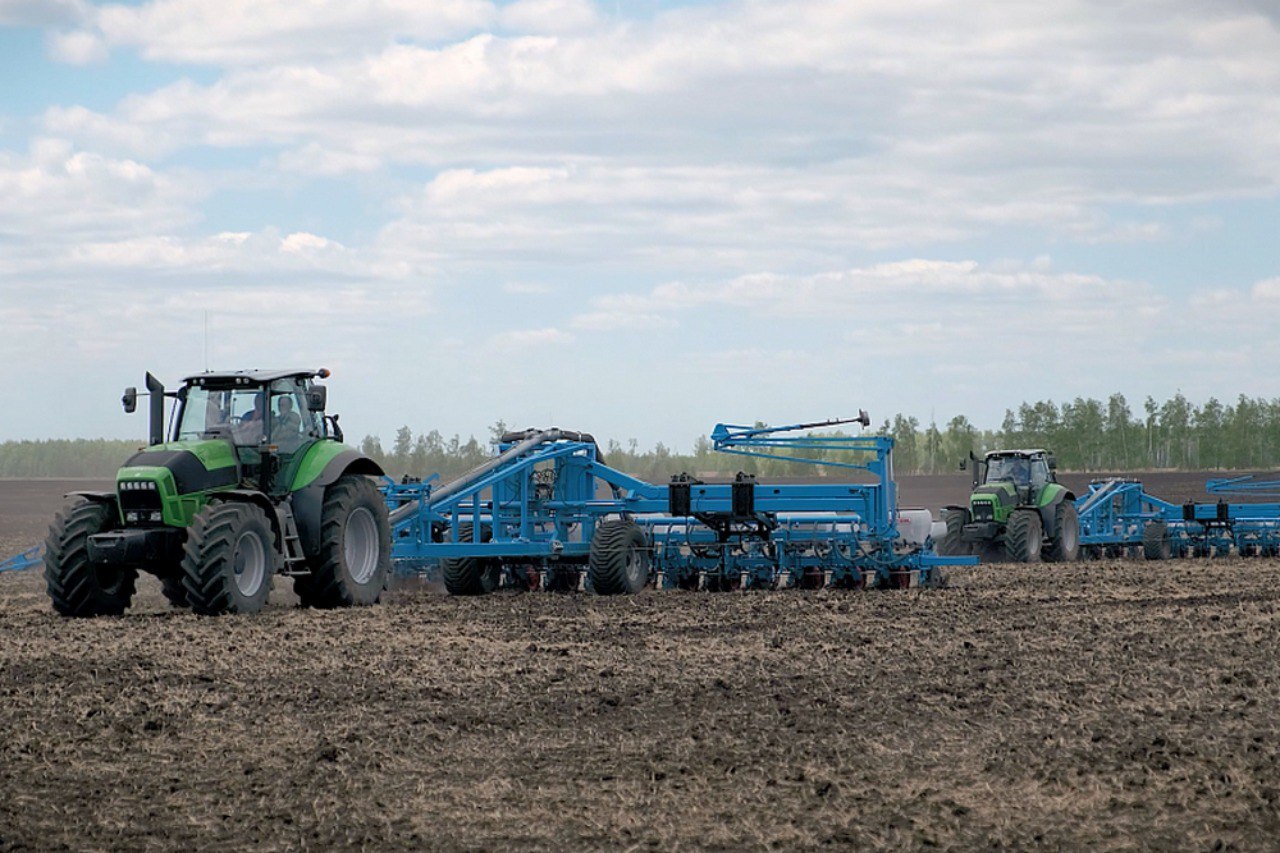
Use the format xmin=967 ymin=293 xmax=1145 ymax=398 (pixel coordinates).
xmin=1063 ymin=518 xmax=1078 ymax=553
xmin=344 ymin=507 xmax=381 ymax=584
xmin=232 ymin=531 xmax=267 ymax=596
xmin=624 ymin=544 xmax=647 ymax=587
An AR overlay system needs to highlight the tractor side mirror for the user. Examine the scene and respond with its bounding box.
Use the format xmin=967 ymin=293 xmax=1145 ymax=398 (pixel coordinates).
xmin=1047 ymin=456 xmax=1058 ymax=471
xmin=958 ymin=459 xmax=967 ymax=471
xmin=122 ymin=387 xmax=137 ymax=414
xmin=306 ymin=386 xmax=328 ymax=412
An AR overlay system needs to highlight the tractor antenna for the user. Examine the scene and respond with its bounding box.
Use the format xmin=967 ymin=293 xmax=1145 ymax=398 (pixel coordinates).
xmin=203 ymin=311 xmax=209 ymax=371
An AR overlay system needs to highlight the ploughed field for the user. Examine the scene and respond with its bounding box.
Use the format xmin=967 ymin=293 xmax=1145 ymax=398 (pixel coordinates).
xmin=2 ymin=476 xmax=1279 ymax=849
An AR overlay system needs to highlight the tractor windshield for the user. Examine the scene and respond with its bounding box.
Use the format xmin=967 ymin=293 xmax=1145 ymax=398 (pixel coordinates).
xmin=175 ymin=387 xmax=271 ymax=445
xmin=985 ymin=456 xmax=1031 ymax=486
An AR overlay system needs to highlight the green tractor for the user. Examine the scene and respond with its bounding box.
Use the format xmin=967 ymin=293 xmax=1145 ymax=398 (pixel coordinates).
xmin=44 ymin=369 xmax=391 ymax=617
xmin=940 ymin=449 xmax=1079 ymax=563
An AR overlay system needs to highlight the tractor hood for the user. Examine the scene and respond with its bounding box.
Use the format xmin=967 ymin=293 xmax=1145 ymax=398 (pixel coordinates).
xmin=972 ymin=482 xmax=1017 ymax=506
xmin=120 ymin=439 xmax=240 ymax=495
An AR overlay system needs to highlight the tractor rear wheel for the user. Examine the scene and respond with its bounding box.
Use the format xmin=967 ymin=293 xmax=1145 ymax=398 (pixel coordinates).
xmin=298 ymin=476 xmax=391 ymax=608
xmin=441 ymin=523 xmax=500 ymax=596
xmin=588 ymin=520 xmax=650 ymax=595
xmin=181 ymin=502 xmax=276 ymax=615
xmin=1005 ymin=509 xmax=1042 ymax=563
xmin=1046 ymin=502 xmax=1080 ymax=562
xmin=1143 ymin=521 xmax=1172 ymax=560
xmin=939 ymin=508 xmax=970 ymax=556
xmin=44 ymin=499 xmax=137 ymax=618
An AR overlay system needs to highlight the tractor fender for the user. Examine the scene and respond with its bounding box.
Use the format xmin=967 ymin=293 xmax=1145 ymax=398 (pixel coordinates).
xmin=207 ymin=489 xmax=288 ymax=549
xmin=1035 ymin=488 xmax=1076 ymax=538
xmin=66 ymin=490 xmax=118 ymax=504
xmin=65 ymin=491 xmax=120 ymax=521
xmin=291 ymin=451 xmax=386 ymax=558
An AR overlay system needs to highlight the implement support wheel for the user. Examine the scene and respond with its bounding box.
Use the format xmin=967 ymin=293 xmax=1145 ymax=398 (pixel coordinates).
xmin=1142 ymin=521 xmax=1172 ymax=560
xmin=441 ymin=523 xmax=500 ymax=596
xmin=588 ymin=520 xmax=650 ymax=595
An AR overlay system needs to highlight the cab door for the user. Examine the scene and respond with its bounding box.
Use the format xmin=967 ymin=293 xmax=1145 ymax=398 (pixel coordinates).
xmin=267 ymin=378 xmax=322 ymax=496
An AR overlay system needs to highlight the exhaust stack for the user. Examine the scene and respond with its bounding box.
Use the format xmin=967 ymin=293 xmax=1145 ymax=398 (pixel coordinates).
xmin=145 ymin=372 xmax=165 ymax=446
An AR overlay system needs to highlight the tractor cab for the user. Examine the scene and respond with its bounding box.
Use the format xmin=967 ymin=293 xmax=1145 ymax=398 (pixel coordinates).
xmin=980 ymin=450 xmax=1055 ymax=504
xmin=172 ymin=370 xmax=333 ymax=495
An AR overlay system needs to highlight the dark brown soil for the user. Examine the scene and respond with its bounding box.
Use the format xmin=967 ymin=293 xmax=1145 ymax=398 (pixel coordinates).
xmin=3 ymin=478 xmax=1280 ymax=850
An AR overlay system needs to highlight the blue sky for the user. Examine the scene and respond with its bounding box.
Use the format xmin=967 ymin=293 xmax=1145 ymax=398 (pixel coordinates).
xmin=1 ymin=0 xmax=1278 ymax=449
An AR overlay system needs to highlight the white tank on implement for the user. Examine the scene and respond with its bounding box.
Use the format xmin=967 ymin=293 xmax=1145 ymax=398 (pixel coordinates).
xmin=896 ymin=508 xmax=936 ymax=546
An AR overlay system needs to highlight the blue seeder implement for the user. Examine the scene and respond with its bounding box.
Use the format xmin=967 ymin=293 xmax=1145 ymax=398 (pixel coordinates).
xmin=386 ymin=416 xmax=976 ymax=593
xmin=1075 ymin=476 xmax=1280 ymax=559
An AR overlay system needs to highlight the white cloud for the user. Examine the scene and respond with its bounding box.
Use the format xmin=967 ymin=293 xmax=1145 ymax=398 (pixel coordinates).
xmin=0 ymin=140 xmax=197 ymax=241
xmin=1251 ymin=277 xmax=1280 ymax=299
xmin=489 ymin=327 xmax=575 ymax=348
xmin=44 ymin=1 xmax=1280 ymax=257
xmin=572 ymin=260 xmax=1163 ymax=335
xmin=46 ymin=29 xmax=107 ymax=64
xmin=0 ymin=0 xmax=89 ymax=26
xmin=77 ymin=0 xmax=497 ymax=66
xmin=499 ymin=0 xmax=600 ymax=34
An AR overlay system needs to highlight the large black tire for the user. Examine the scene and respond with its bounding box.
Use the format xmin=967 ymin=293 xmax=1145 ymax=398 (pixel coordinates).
xmin=1045 ymin=501 xmax=1080 ymax=563
xmin=441 ymin=523 xmax=500 ymax=596
xmin=1143 ymin=521 xmax=1172 ymax=560
xmin=44 ymin=500 xmax=137 ymax=618
xmin=160 ymin=574 xmax=190 ymax=608
xmin=939 ymin=508 xmax=970 ymax=557
xmin=182 ymin=502 xmax=276 ymax=616
xmin=1005 ymin=509 xmax=1042 ymax=563
xmin=588 ymin=520 xmax=650 ymax=596
xmin=297 ymin=476 xmax=391 ymax=608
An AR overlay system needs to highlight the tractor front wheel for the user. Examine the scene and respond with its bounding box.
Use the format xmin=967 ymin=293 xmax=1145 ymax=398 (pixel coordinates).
xmin=1005 ymin=509 xmax=1043 ymax=563
xmin=298 ymin=476 xmax=391 ymax=608
xmin=160 ymin=574 xmax=189 ymax=608
xmin=44 ymin=500 xmax=137 ymax=618
xmin=181 ymin=502 xmax=276 ymax=615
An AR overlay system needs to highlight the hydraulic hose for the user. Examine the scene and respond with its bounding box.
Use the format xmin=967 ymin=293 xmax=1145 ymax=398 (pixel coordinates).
xmin=388 ymin=428 xmax=595 ymax=525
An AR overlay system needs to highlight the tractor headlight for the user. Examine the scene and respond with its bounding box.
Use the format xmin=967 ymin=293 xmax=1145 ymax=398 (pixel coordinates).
xmin=125 ymin=512 xmax=139 ymax=522
xmin=149 ymin=511 xmax=163 ymax=522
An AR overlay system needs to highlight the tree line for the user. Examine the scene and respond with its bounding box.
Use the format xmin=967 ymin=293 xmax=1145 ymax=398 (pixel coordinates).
xmin=2 ymin=392 xmax=1278 ymax=478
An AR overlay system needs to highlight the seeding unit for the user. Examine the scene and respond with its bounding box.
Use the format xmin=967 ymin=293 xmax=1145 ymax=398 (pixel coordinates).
xmin=386 ymin=416 xmax=972 ymax=593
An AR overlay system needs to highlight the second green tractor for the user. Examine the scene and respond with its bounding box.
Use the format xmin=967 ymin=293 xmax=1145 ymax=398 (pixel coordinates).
xmin=940 ymin=449 xmax=1079 ymax=563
